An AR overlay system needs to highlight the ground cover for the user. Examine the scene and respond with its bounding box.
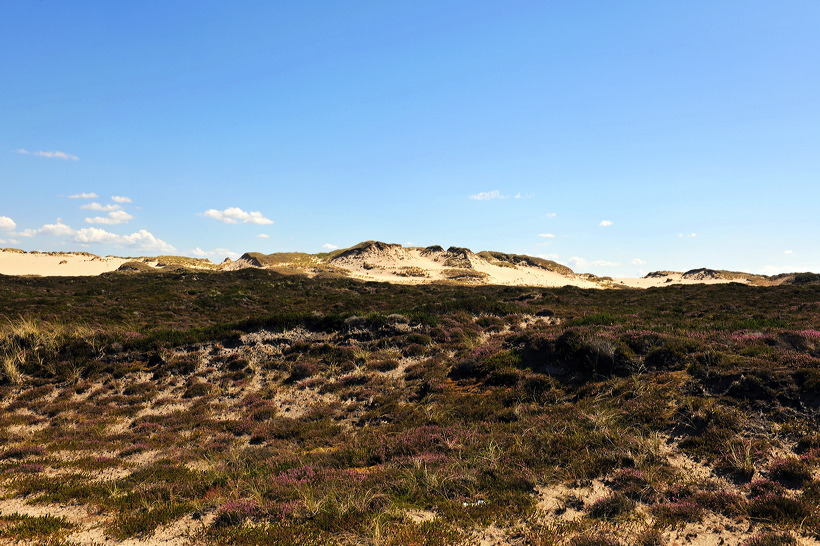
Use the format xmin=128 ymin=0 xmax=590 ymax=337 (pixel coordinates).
xmin=0 ymin=270 xmax=818 ymax=544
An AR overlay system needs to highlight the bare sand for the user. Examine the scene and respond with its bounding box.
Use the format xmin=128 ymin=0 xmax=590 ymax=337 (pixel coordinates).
xmin=1 ymin=248 xmax=756 ymax=290
xmin=613 ymin=273 xmax=748 ymax=289
xmin=0 ymin=250 xmax=127 ymax=276
xmin=329 ymin=246 xmax=605 ymax=288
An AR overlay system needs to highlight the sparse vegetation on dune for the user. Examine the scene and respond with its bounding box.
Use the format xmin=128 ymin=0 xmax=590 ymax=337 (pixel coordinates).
xmin=0 ymin=270 xmax=818 ymax=544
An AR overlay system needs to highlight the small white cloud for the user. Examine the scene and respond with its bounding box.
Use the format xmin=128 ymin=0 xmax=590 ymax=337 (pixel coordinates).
xmin=469 ymin=190 xmax=506 ymax=200
xmin=84 ymin=210 xmax=134 ymax=225
xmin=111 ymin=196 xmax=132 ymax=203
xmin=538 ymin=233 xmax=555 ymax=238
xmin=322 ymin=243 xmax=339 ymax=250
xmin=545 ymin=212 xmax=557 ymax=218
xmin=202 ymin=207 xmax=274 ymax=225
xmin=514 ymin=193 xmax=533 ymax=199
xmin=599 ymin=220 xmax=613 ymax=227
xmin=16 ymin=149 xmax=79 ymax=161
xmin=81 ymin=202 xmax=122 ymax=212
xmin=677 ymin=233 xmax=697 ymax=238
xmin=257 ymin=234 xmax=271 ymax=239
xmin=631 ymin=258 xmax=647 ymax=265
xmin=568 ymin=256 xmax=619 ymax=268
xmin=0 ymin=216 xmax=16 ymax=231
xmin=537 ymin=253 xmax=560 ymax=261
xmin=784 ymin=249 xmax=794 ymax=255
xmin=68 ymin=192 xmax=98 ymax=199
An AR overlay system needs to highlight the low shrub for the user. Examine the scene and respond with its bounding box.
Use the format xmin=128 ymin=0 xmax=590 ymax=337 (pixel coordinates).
xmin=768 ymin=457 xmax=813 ymax=486
xmin=742 ymin=531 xmax=798 ymax=546
xmin=587 ymin=493 xmax=634 ymax=519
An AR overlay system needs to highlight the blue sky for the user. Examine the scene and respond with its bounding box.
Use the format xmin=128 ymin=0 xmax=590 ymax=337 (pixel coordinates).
xmin=2 ymin=1 xmax=818 ymax=276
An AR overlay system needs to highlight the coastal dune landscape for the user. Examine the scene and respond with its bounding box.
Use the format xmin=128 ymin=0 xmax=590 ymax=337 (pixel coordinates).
xmin=3 ymin=1 xmax=819 ymax=544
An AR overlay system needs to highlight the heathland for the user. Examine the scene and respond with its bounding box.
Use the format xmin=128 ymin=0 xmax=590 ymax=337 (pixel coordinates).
xmin=0 ymin=259 xmax=819 ymax=544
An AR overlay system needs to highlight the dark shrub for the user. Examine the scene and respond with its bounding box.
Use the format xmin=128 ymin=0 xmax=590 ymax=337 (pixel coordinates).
xmin=287 ymin=361 xmax=318 ymax=382
xmin=1 ymin=445 xmax=46 ymax=460
xmin=768 ymin=457 xmax=813 ymax=486
xmin=650 ymin=501 xmax=704 ymax=524
xmin=748 ymin=479 xmax=786 ymax=499
xmin=608 ymin=468 xmax=653 ymax=501
xmin=213 ymin=499 xmax=264 ymax=527
xmin=796 ymin=433 xmax=820 ymax=453
xmin=742 ymin=532 xmax=798 ymax=546
xmin=183 ymin=381 xmax=212 ymax=398
xmin=570 ymin=535 xmax=621 ymax=546
xmin=587 ymin=493 xmax=634 ymax=519
xmin=748 ymin=494 xmax=811 ymax=523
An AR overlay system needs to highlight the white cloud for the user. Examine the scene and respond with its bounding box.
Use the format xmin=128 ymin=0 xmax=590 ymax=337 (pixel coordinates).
xmin=36 ymin=221 xmax=75 ymax=237
xmin=0 ymin=217 xmax=16 ymax=231
xmin=202 ymin=207 xmax=274 ymax=225
xmin=192 ymin=247 xmax=240 ymax=260
xmin=74 ymin=227 xmax=119 ymax=244
xmin=599 ymin=220 xmax=613 ymax=227
xmin=469 ymin=190 xmax=505 ymax=200
xmin=13 ymin=219 xmax=174 ymax=253
xmin=784 ymin=249 xmax=794 ymax=255
xmin=111 ymin=196 xmax=132 ymax=203
xmin=68 ymin=192 xmax=98 ymax=199
xmin=72 ymin=228 xmax=174 ymax=252
xmin=257 ymin=234 xmax=271 ymax=239
xmin=677 ymin=233 xmax=697 ymax=238
xmin=567 ymin=256 xmax=619 ymax=268
xmin=15 ymin=149 xmax=79 ymax=161
xmin=759 ymin=264 xmax=794 ymax=275
xmin=322 ymin=243 xmax=339 ymax=250
xmin=84 ymin=210 xmax=134 ymax=225
xmin=545 ymin=212 xmax=557 ymax=218
xmin=537 ymin=253 xmax=560 ymax=261
xmin=120 ymin=230 xmax=176 ymax=252
xmin=514 ymin=193 xmax=533 ymax=199
xmin=81 ymin=202 xmax=122 ymax=212
xmin=631 ymin=258 xmax=647 ymax=265
xmin=538 ymin=233 xmax=555 ymax=238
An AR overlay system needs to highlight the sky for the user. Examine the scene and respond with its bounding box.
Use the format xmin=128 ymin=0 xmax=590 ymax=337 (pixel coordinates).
xmin=2 ymin=1 xmax=818 ymax=277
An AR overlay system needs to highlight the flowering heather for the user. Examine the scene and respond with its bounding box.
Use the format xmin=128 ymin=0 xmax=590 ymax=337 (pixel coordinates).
xmin=214 ymin=499 xmax=265 ymax=527
xmin=5 ymin=463 xmax=44 ymax=474
xmin=768 ymin=457 xmax=813 ymax=486
xmin=0 ymin=270 xmax=818 ymax=543
xmin=651 ymin=500 xmax=704 ymax=523
xmin=274 ymin=465 xmax=366 ymax=486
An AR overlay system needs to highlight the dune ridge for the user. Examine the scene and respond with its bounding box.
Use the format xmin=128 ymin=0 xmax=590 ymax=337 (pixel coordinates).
xmin=1 ymin=243 xmax=816 ymax=288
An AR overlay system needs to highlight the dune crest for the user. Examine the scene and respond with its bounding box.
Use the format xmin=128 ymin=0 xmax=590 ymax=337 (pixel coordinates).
xmin=2 ymin=243 xmax=815 ymax=287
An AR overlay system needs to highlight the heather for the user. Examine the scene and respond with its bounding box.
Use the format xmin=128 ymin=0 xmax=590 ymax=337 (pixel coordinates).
xmin=0 ymin=270 xmax=818 ymax=544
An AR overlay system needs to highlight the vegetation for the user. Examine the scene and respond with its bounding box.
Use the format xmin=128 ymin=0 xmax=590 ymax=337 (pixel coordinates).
xmin=0 ymin=269 xmax=818 ymax=543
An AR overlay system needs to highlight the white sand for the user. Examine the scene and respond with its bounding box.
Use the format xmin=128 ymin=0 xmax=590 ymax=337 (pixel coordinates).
xmin=0 ymin=250 xmax=127 ymax=276
xmin=613 ymin=273 xmax=748 ymax=289
xmin=330 ymin=247 xmax=604 ymax=288
xmin=1 ymin=248 xmax=756 ymax=289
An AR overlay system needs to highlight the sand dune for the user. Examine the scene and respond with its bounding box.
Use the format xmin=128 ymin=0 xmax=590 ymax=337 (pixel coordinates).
xmin=1 ymin=245 xmax=799 ymax=289
xmin=0 ymin=250 xmax=127 ymax=276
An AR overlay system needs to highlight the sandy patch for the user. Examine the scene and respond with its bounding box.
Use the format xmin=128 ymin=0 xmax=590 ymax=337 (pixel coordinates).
xmin=614 ymin=273 xmax=749 ymax=289
xmin=0 ymin=250 xmax=127 ymax=276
